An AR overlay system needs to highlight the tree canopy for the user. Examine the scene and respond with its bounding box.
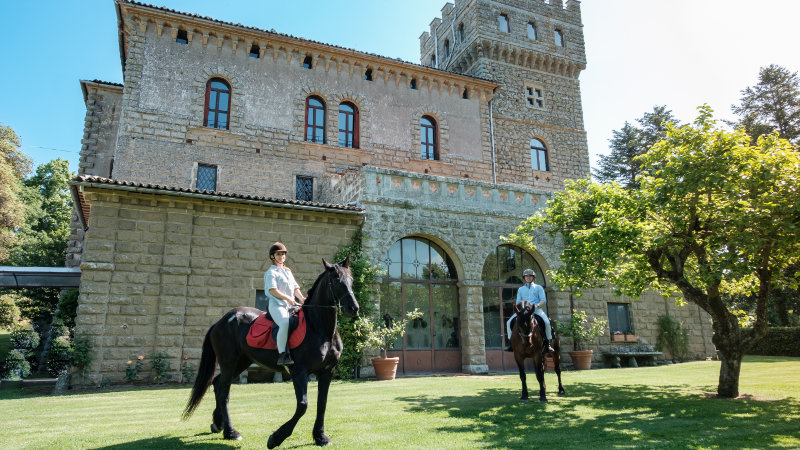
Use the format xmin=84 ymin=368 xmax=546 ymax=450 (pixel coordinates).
xmin=730 ymin=64 xmax=800 ymax=146
xmin=0 ymin=125 xmax=32 ymax=261
xmin=508 ymin=106 xmax=800 ymax=398
xmin=593 ymin=105 xmax=678 ymax=189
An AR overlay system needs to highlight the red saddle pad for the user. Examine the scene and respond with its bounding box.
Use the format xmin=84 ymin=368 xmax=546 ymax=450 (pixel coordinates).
xmin=246 ymin=310 xmax=306 ymax=350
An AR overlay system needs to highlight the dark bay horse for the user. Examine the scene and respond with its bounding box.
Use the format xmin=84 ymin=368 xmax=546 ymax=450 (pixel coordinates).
xmin=511 ymin=300 xmax=565 ymax=403
xmin=183 ymin=257 xmax=359 ymax=448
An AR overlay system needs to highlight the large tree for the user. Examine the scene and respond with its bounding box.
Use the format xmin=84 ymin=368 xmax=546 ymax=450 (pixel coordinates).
xmin=508 ymin=107 xmax=800 ymax=398
xmin=593 ymin=105 xmax=678 ymax=189
xmin=730 ymin=64 xmax=800 ymax=146
xmin=0 ymin=124 xmax=32 ymax=261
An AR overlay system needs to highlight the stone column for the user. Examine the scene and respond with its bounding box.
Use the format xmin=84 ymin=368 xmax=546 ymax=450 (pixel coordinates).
xmin=458 ymin=279 xmax=488 ymax=374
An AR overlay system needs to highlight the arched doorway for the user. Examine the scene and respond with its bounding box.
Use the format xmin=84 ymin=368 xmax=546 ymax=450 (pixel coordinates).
xmin=481 ymin=244 xmax=546 ymax=371
xmin=380 ymin=236 xmax=460 ymax=373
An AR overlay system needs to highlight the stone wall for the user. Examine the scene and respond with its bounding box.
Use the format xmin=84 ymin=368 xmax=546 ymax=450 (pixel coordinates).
xmin=73 ymin=185 xmax=361 ymax=384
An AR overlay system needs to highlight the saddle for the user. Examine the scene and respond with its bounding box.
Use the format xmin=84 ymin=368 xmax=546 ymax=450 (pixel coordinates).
xmin=246 ymin=308 xmax=307 ymax=350
xmin=513 ymin=314 xmax=548 ymax=338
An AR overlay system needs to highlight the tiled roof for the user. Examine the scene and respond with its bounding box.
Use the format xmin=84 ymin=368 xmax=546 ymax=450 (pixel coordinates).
xmin=116 ymin=0 xmax=496 ymax=85
xmin=85 ymin=80 xmax=124 ymax=87
xmin=70 ymin=175 xmax=365 ymax=221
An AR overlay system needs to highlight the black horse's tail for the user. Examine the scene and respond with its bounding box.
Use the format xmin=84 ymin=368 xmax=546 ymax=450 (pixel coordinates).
xmin=182 ymin=326 xmax=217 ymax=420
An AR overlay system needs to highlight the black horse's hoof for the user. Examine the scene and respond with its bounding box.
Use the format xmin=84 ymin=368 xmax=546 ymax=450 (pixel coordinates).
xmin=314 ymin=432 xmax=332 ymax=446
xmin=519 ymin=398 xmax=529 ymax=403
xmin=558 ymin=391 xmax=566 ymax=397
xmin=540 ymin=398 xmax=548 ymax=403
xmin=223 ymin=430 xmax=242 ymax=441
xmin=267 ymin=433 xmax=282 ymax=449
xmin=210 ymin=423 xmax=221 ymax=433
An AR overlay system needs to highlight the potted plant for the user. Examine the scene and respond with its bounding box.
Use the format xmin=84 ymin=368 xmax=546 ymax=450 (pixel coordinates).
xmin=558 ymin=311 xmax=607 ymax=370
xmin=353 ymin=308 xmax=423 ymax=380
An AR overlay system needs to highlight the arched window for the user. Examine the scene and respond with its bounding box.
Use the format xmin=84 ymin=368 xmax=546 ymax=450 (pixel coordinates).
xmin=498 ymin=14 xmax=510 ymax=33
xmin=381 ymin=237 xmax=460 ymax=372
xmin=481 ymin=245 xmax=545 ymax=352
xmin=338 ymin=102 xmax=359 ymax=148
xmin=204 ymin=78 xmax=231 ymax=130
xmin=531 ymin=138 xmax=549 ymax=172
xmin=527 ymin=22 xmax=537 ymax=40
xmin=554 ymin=29 xmax=565 ymax=47
xmin=305 ymin=96 xmax=326 ymax=144
xmin=420 ymin=116 xmax=438 ymax=160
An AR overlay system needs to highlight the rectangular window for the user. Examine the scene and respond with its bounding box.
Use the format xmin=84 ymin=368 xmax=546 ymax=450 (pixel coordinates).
xmin=608 ymin=303 xmax=633 ymax=334
xmin=255 ymin=290 xmax=268 ymax=310
xmin=296 ymin=176 xmax=313 ymax=201
xmin=176 ymin=29 xmax=188 ymax=44
xmin=196 ymin=164 xmax=217 ymax=191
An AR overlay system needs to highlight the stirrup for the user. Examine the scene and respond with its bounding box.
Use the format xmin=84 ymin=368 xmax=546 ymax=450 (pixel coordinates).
xmin=277 ymin=352 xmax=294 ymax=366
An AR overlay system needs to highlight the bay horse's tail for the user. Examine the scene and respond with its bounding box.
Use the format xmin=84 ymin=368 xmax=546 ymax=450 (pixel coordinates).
xmin=182 ymin=326 xmax=217 ymax=420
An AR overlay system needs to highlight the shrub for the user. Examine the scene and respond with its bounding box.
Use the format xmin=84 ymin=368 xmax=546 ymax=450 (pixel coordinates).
xmin=746 ymin=327 xmax=800 ymax=356
xmin=125 ymin=355 xmax=144 ymax=383
xmin=180 ymin=357 xmax=195 ymax=384
xmin=2 ymin=349 xmax=31 ymax=379
xmin=53 ymin=289 xmax=79 ymax=329
xmin=0 ymin=294 xmax=21 ymax=330
xmin=656 ymin=315 xmax=689 ymax=361
xmin=71 ymin=333 xmax=94 ymax=384
xmin=332 ymin=231 xmax=380 ymax=379
xmin=10 ymin=324 xmax=40 ymax=353
xmin=150 ymin=351 xmax=171 ymax=383
xmin=45 ymin=333 xmax=73 ymax=376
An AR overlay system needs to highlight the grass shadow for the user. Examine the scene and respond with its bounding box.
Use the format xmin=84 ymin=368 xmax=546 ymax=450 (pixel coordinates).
xmin=96 ymin=434 xmax=231 ymax=449
xmin=397 ymin=381 xmax=800 ymax=448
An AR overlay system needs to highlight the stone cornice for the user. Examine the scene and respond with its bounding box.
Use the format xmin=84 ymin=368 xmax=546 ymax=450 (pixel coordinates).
xmin=80 ymin=80 xmax=124 ymax=104
xmin=453 ymin=40 xmax=586 ymax=79
xmin=115 ymin=0 xmax=499 ymax=101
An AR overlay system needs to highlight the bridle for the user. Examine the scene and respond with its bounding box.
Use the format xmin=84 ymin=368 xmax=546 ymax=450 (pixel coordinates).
xmin=302 ymin=270 xmax=352 ymax=310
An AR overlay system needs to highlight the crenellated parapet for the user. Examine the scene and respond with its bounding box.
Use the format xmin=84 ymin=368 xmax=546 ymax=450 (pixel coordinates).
xmin=420 ymin=0 xmax=585 ymax=78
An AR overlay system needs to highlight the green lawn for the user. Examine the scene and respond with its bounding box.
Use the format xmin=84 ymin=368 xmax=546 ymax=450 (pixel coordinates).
xmin=1 ymin=356 xmax=798 ymax=449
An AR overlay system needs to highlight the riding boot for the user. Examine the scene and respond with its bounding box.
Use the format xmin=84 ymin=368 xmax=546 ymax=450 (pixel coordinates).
xmin=543 ymin=339 xmax=555 ymax=354
xmin=277 ymin=351 xmax=294 ymax=366
xmin=504 ymin=337 xmax=513 ymax=352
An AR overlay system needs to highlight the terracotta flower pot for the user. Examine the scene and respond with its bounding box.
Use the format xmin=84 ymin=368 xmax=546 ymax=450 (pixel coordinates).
xmin=625 ymin=334 xmax=638 ymax=342
xmin=544 ymin=355 xmax=555 ymax=371
xmin=568 ymin=350 xmax=594 ymax=370
xmin=371 ymin=357 xmax=400 ymax=381
xmin=611 ymin=334 xmax=625 ymax=342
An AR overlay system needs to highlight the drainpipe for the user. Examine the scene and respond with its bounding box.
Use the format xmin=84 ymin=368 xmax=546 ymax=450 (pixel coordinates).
xmin=489 ymin=99 xmax=496 ymax=184
xmin=433 ymin=28 xmax=439 ymax=69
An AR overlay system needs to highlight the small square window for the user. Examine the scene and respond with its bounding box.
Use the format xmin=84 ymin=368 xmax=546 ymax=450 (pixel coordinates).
xmin=364 ymin=68 xmax=373 ymax=81
xmin=296 ymin=176 xmax=313 ymax=201
xmin=303 ymin=55 xmax=313 ymax=69
xmin=196 ymin=164 xmax=217 ymax=191
xmin=409 ymin=79 xmax=417 ymax=90
xmin=176 ymin=29 xmax=188 ymax=44
xmin=526 ymin=85 xmax=545 ymax=109
xmin=249 ymin=44 xmax=260 ymax=58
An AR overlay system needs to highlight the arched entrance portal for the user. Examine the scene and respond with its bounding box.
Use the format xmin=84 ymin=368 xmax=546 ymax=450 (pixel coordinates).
xmin=380 ymin=237 xmax=460 ymax=373
xmin=481 ymin=244 xmax=546 ymax=371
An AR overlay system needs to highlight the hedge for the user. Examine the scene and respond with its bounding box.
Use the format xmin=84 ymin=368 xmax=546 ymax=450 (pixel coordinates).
xmin=746 ymin=327 xmax=800 ymax=357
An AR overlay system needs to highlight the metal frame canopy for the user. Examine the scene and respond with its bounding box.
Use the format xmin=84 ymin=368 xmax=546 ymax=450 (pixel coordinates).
xmin=0 ymin=267 xmax=81 ymax=288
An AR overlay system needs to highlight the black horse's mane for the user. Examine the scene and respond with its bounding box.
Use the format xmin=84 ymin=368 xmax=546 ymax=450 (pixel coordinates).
xmin=305 ymin=262 xmax=343 ymax=303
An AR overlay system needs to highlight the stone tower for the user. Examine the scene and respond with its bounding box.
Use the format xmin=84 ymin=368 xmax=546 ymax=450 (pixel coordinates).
xmin=420 ymin=0 xmax=589 ymax=191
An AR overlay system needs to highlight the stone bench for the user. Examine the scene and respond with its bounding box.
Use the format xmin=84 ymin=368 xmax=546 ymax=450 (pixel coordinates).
xmin=603 ymin=351 xmax=663 ymax=368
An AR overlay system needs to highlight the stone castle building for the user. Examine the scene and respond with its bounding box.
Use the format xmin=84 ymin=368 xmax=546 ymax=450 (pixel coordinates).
xmin=69 ymin=0 xmax=715 ymax=383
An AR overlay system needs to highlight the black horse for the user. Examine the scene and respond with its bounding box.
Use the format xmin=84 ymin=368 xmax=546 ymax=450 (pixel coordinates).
xmin=510 ymin=300 xmax=565 ymax=403
xmin=183 ymin=256 xmax=359 ymax=448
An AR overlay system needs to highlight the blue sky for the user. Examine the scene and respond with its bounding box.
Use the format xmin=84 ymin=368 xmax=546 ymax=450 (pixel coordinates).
xmin=2 ymin=0 xmax=799 ymax=174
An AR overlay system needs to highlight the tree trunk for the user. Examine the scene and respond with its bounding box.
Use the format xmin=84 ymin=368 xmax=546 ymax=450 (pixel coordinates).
xmin=716 ymin=347 xmax=742 ymax=398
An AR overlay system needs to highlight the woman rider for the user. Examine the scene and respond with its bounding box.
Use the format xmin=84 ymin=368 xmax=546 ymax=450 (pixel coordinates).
xmin=264 ymin=242 xmax=306 ymax=366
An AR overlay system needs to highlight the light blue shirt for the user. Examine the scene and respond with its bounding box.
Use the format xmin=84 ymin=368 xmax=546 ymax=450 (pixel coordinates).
xmin=264 ymin=265 xmax=300 ymax=308
xmin=516 ymin=283 xmax=546 ymax=306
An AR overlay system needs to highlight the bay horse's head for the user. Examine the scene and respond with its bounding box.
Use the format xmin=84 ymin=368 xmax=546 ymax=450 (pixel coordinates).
xmin=321 ymin=255 xmax=359 ymax=317
xmin=514 ymin=300 xmax=536 ymax=337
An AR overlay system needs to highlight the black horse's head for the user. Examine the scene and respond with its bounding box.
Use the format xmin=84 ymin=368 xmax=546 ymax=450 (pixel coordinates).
xmin=514 ymin=300 xmax=536 ymax=336
xmin=322 ymin=255 xmax=359 ymax=317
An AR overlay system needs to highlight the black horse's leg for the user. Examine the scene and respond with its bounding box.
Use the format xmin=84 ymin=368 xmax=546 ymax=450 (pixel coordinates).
xmin=554 ymin=351 xmax=566 ymax=396
xmin=312 ymin=370 xmax=334 ymax=446
xmin=534 ymin=357 xmax=547 ymax=403
xmin=267 ymin=370 xmax=309 ymax=449
xmin=212 ymin=357 xmax=250 ymax=441
xmin=516 ymin=359 xmax=529 ymax=403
